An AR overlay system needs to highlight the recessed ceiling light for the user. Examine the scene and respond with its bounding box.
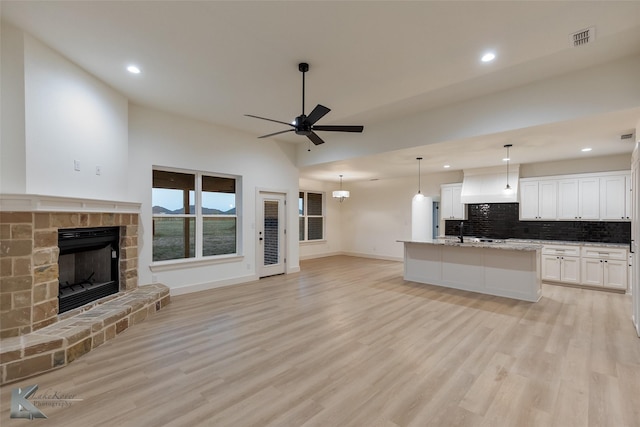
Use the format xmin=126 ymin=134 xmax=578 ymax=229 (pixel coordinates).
xmin=443 ymin=164 xmax=451 ymax=169
xmin=581 ymin=147 xmax=592 ymax=152
xmin=127 ymin=65 xmax=141 ymax=74
xmin=502 ymin=157 xmax=510 ymax=162
xmin=481 ymin=52 xmax=496 ymax=63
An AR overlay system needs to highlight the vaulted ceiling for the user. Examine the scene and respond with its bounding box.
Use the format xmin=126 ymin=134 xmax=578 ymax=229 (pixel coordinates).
xmin=3 ymin=1 xmax=640 ymax=181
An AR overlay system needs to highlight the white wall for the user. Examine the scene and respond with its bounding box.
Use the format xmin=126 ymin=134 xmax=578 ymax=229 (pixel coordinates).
xmin=128 ymin=105 xmax=299 ymax=293
xmin=339 ymin=171 xmax=462 ymax=261
xmin=21 ymin=33 xmax=129 ymax=200
xmin=520 ymin=153 xmax=632 ymax=177
xmin=0 ymin=22 xmax=27 ymax=194
xmin=299 ymin=178 xmax=343 ymax=259
xmin=297 ymin=55 xmax=640 ymax=167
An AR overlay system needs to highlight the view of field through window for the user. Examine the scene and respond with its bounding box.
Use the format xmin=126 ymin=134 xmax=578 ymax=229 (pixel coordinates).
xmin=152 ymin=170 xmax=237 ymax=261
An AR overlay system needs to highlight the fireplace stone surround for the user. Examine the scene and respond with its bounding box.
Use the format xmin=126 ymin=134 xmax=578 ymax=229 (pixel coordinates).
xmin=0 ymin=195 xmax=170 ymax=384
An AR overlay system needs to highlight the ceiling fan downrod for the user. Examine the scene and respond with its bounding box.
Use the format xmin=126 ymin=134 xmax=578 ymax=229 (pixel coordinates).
xmin=299 ymin=62 xmax=309 ymax=116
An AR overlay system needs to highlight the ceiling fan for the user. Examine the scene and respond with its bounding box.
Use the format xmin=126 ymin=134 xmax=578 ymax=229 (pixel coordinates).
xmin=245 ymin=63 xmax=364 ymax=146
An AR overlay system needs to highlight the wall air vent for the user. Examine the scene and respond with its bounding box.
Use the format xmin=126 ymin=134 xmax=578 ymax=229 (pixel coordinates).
xmin=570 ymin=26 xmax=595 ymax=47
xmin=621 ymin=133 xmax=635 ymax=141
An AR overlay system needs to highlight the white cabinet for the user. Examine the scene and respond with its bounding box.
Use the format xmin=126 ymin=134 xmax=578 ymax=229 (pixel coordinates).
xmin=580 ymin=246 xmax=628 ymax=290
xmin=557 ymin=177 xmax=599 ymax=220
xmin=600 ymin=174 xmax=630 ymax=220
xmin=625 ymin=174 xmax=633 ymax=220
xmin=519 ymin=179 xmax=557 ymax=220
xmin=441 ymin=184 xmax=465 ymax=220
xmin=541 ymin=245 xmax=580 ymax=284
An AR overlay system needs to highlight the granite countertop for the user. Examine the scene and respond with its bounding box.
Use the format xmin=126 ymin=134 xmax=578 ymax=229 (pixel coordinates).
xmin=505 ymin=239 xmax=629 ymax=249
xmin=398 ymin=238 xmax=542 ymax=251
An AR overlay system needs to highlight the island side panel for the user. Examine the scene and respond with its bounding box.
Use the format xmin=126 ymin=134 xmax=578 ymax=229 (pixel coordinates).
xmin=401 ymin=241 xmax=541 ymax=302
xmin=440 ymin=245 xmax=485 ymax=293
xmin=404 ymin=243 xmax=442 ymax=284
xmin=484 ymin=247 xmax=542 ymax=302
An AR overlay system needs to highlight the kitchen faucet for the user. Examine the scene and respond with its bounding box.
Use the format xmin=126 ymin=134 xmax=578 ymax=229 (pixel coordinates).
xmin=458 ymin=221 xmax=464 ymax=243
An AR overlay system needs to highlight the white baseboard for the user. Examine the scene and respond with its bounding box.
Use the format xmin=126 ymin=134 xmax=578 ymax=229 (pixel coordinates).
xmin=302 ymin=251 xmax=403 ymax=262
xmin=299 ymin=251 xmax=342 ymax=260
xmin=169 ymin=273 xmax=259 ymax=296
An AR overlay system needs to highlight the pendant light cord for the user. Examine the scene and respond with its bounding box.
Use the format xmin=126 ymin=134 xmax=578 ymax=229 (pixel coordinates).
xmin=504 ymin=144 xmax=512 ymax=189
xmin=416 ymin=157 xmax=423 ymax=194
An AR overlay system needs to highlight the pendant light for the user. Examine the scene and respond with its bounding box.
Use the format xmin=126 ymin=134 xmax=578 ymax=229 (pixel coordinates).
xmin=415 ymin=157 xmax=423 ymax=194
xmin=332 ymin=175 xmax=350 ymax=202
xmin=411 ymin=157 xmax=432 ymax=241
xmin=504 ymin=144 xmax=513 ymax=194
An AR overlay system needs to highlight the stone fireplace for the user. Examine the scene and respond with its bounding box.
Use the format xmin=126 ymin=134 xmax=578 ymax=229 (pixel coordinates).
xmin=0 ymin=210 xmax=139 ymax=338
xmin=0 ymin=195 xmax=170 ymax=385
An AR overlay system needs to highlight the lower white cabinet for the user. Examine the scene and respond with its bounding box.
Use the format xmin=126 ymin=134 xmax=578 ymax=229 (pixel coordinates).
xmin=541 ymin=245 xmax=580 ymax=284
xmin=580 ymin=246 xmax=628 ymax=290
xmin=542 ymin=244 xmax=628 ymax=291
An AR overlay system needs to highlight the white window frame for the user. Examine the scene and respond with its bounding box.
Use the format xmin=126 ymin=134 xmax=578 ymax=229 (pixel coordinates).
xmin=151 ymin=166 xmax=241 ymax=265
xmin=299 ymin=190 xmax=325 ymax=242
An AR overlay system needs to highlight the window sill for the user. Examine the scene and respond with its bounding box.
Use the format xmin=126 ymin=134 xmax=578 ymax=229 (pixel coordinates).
xmin=150 ymin=254 xmax=244 ymax=272
xmin=300 ymin=240 xmax=327 ymax=245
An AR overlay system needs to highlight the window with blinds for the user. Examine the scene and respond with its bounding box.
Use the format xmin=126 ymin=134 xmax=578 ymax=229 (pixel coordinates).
xmin=299 ymin=191 xmax=324 ymax=241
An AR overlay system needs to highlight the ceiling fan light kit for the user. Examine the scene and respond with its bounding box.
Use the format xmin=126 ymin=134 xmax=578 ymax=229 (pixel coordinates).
xmin=245 ymin=63 xmax=364 ymax=146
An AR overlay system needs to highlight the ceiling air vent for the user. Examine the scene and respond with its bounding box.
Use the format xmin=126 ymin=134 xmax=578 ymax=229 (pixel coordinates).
xmin=570 ymin=26 xmax=595 ymax=47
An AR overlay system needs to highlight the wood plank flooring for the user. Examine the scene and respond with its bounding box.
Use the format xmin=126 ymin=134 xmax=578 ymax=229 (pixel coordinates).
xmin=1 ymin=255 xmax=639 ymax=426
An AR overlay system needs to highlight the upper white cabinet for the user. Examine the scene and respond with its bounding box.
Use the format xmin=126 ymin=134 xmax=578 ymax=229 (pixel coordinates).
xmin=519 ymin=180 xmax=557 ymax=220
xmin=520 ymin=171 xmax=631 ymax=222
xmin=625 ymin=174 xmax=632 ymax=220
xmin=557 ymin=177 xmax=600 ymax=220
xmin=441 ymin=183 xmax=466 ymax=220
xmin=600 ymin=174 xmax=629 ymax=220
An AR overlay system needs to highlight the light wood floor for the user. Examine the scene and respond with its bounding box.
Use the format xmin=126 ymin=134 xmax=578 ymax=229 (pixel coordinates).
xmin=2 ymin=256 xmax=639 ymax=426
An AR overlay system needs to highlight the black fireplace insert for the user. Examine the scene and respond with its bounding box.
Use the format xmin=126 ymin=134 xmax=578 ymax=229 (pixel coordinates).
xmin=58 ymin=227 xmax=120 ymax=313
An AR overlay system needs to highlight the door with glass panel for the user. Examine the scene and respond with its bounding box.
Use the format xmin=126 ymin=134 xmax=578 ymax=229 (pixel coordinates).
xmin=258 ymin=192 xmax=286 ymax=277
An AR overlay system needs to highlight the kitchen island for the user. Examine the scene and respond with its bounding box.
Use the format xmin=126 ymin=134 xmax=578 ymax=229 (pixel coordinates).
xmin=399 ymin=239 xmax=543 ymax=302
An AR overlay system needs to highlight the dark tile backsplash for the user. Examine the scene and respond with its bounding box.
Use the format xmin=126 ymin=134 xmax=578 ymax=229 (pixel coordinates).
xmin=444 ymin=203 xmax=631 ymax=243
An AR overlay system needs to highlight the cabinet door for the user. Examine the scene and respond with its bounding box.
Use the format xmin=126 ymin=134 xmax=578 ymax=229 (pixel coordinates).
xmin=519 ymin=181 xmax=540 ymax=219
xmin=441 ymin=187 xmax=453 ymax=219
xmin=542 ymin=255 xmax=561 ymax=281
xmin=579 ymin=177 xmax=600 ymax=220
xmin=560 ymin=256 xmax=580 ymax=284
xmin=581 ymin=258 xmax=604 ymax=287
xmin=451 ymin=185 xmax=465 ymax=219
xmin=603 ymin=260 xmax=628 ymax=290
xmin=538 ymin=180 xmax=557 ymax=219
xmin=600 ymin=175 xmax=626 ymax=220
xmin=558 ymin=179 xmax=579 ymax=220
xmin=625 ymin=174 xmax=632 ymax=220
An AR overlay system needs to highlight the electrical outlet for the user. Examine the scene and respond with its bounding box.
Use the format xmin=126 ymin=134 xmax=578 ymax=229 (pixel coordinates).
xmin=74 ymin=160 xmax=80 ymax=171
xmin=96 ymin=166 xmax=101 ymax=175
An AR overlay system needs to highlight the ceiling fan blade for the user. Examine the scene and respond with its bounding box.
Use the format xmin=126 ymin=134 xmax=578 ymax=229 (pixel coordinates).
xmin=306 ymin=104 xmax=331 ymax=125
xmin=312 ymin=125 xmax=364 ymax=133
xmin=307 ymin=132 xmax=325 ymax=145
xmin=258 ymin=129 xmax=295 ymax=139
xmin=245 ymin=114 xmax=294 ymax=127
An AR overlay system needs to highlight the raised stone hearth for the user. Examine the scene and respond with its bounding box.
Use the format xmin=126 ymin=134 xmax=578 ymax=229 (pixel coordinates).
xmin=0 ymin=195 xmax=171 ymax=384
xmin=0 ymin=283 xmax=170 ymax=385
